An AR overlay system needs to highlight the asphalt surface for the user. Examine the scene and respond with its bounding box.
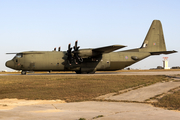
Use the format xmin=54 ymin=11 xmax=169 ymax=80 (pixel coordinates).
xmin=105 ymin=81 xmax=180 ymax=102
xmin=1 ymin=71 xmax=180 ymax=120
xmin=1 ymin=101 xmax=180 ymax=120
xmin=1 ymin=70 xmax=180 ymax=76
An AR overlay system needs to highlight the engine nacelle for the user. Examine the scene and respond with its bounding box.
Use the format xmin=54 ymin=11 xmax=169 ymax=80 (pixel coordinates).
xmin=77 ymin=49 xmax=99 ymax=58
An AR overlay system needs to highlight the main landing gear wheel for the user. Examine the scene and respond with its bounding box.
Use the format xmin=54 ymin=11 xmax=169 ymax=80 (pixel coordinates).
xmin=75 ymin=71 xmax=95 ymax=74
xmin=75 ymin=71 xmax=81 ymax=74
xmin=88 ymin=71 xmax=95 ymax=74
xmin=21 ymin=71 xmax=26 ymax=75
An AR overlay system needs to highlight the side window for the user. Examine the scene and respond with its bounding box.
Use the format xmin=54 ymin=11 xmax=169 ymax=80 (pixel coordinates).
xmin=16 ymin=54 xmax=23 ymax=58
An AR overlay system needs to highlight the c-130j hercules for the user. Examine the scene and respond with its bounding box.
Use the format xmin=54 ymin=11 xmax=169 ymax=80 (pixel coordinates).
xmin=6 ymin=20 xmax=177 ymax=75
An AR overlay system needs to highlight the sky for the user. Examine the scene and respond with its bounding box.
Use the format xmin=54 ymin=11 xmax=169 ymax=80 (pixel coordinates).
xmin=0 ymin=0 xmax=180 ymax=71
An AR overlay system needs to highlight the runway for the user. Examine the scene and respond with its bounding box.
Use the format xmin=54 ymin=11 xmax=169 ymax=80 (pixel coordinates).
xmin=1 ymin=70 xmax=180 ymax=76
xmin=1 ymin=101 xmax=180 ymax=120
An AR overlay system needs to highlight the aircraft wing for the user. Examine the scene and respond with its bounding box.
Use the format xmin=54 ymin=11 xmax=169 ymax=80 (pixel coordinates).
xmin=150 ymin=50 xmax=177 ymax=55
xmin=92 ymin=45 xmax=126 ymax=53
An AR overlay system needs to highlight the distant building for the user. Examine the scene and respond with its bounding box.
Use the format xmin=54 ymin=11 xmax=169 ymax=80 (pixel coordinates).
xmin=157 ymin=66 xmax=163 ymax=69
xmin=171 ymin=66 xmax=180 ymax=69
xmin=163 ymin=57 xmax=170 ymax=69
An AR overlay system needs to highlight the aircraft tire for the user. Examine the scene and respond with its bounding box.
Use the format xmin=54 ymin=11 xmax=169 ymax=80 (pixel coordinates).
xmin=75 ymin=71 xmax=88 ymax=74
xmin=88 ymin=71 xmax=95 ymax=74
xmin=81 ymin=72 xmax=88 ymax=74
xmin=21 ymin=71 xmax=26 ymax=75
xmin=75 ymin=71 xmax=81 ymax=74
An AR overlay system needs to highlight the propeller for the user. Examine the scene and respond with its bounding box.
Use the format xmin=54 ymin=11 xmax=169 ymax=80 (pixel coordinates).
xmin=66 ymin=41 xmax=83 ymax=65
xmin=67 ymin=43 xmax=72 ymax=65
xmin=74 ymin=40 xmax=80 ymax=51
xmin=73 ymin=40 xmax=83 ymax=64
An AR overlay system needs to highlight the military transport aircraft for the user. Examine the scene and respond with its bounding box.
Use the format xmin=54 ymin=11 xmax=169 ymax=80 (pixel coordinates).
xmin=6 ymin=20 xmax=177 ymax=75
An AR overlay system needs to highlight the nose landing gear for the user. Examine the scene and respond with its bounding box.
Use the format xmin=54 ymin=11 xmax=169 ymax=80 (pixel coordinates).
xmin=21 ymin=71 xmax=26 ymax=75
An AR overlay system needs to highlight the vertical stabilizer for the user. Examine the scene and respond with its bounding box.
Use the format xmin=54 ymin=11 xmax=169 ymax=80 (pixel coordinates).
xmin=140 ymin=20 xmax=166 ymax=52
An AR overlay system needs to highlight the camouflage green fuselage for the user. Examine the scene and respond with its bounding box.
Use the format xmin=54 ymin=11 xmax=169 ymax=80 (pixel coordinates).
xmin=8 ymin=51 xmax=150 ymax=72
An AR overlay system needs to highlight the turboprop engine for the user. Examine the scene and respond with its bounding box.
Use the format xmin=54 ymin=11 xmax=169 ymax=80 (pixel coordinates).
xmin=67 ymin=41 xmax=101 ymax=65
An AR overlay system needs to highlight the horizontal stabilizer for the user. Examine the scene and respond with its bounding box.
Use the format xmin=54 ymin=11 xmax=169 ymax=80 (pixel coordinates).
xmin=6 ymin=53 xmax=18 ymax=54
xmin=6 ymin=51 xmax=44 ymax=55
xmin=93 ymin=45 xmax=126 ymax=53
xmin=150 ymin=50 xmax=177 ymax=55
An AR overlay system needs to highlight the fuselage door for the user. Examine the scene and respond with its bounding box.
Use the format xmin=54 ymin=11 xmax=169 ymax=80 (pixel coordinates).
xmin=98 ymin=54 xmax=110 ymax=70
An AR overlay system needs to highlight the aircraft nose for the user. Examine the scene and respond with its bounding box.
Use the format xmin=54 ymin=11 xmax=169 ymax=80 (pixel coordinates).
xmin=5 ymin=60 xmax=14 ymax=68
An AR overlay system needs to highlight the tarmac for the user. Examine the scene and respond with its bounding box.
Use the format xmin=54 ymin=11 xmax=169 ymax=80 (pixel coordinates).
xmin=1 ymin=70 xmax=180 ymax=76
xmin=1 ymin=101 xmax=180 ymax=120
xmin=1 ymin=71 xmax=180 ymax=120
xmin=104 ymin=81 xmax=180 ymax=102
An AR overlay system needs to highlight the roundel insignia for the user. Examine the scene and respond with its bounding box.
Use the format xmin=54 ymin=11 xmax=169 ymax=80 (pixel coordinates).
xmin=153 ymin=43 xmax=156 ymax=45
xmin=125 ymin=56 xmax=128 ymax=59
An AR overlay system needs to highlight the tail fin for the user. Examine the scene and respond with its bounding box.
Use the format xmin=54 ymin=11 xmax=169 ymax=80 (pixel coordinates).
xmin=140 ymin=20 xmax=166 ymax=52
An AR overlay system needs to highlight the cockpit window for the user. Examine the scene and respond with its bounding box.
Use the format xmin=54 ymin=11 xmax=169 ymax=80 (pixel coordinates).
xmin=16 ymin=53 xmax=23 ymax=58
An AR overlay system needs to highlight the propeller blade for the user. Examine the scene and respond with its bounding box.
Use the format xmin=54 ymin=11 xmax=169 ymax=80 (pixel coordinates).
xmin=74 ymin=40 xmax=80 ymax=51
xmin=72 ymin=40 xmax=83 ymax=64
xmin=67 ymin=43 xmax=73 ymax=65
xmin=75 ymin=40 xmax=78 ymax=50
xmin=68 ymin=43 xmax=71 ymax=50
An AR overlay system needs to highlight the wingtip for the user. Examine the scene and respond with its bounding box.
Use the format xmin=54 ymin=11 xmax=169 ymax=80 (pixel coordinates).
xmin=173 ymin=50 xmax=178 ymax=53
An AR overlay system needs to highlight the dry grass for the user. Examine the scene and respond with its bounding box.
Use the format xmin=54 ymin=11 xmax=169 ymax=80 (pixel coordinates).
xmin=112 ymin=69 xmax=180 ymax=72
xmin=153 ymin=91 xmax=180 ymax=110
xmin=0 ymin=75 xmax=166 ymax=102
